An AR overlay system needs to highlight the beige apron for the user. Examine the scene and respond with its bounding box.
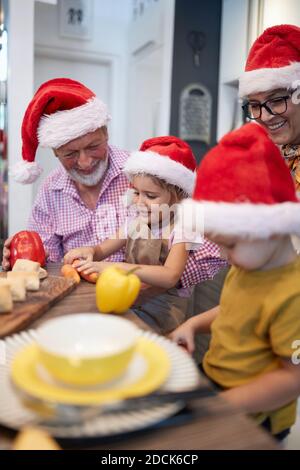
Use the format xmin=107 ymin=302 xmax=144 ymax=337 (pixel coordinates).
xmin=123 ymin=222 xmax=189 ymax=335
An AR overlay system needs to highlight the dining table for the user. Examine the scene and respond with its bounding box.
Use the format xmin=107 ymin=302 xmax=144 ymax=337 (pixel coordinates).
xmin=0 ymin=263 xmax=280 ymax=450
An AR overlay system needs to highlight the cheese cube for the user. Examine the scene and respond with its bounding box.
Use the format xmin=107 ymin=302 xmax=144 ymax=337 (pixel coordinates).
xmin=12 ymin=259 xmax=40 ymax=273
xmin=0 ymin=278 xmax=26 ymax=302
xmin=7 ymin=271 xmax=40 ymax=291
xmin=0 ymin=284 xmax=13 ymax=313
xmin=39 ymin=267 xmax=48 ymax=279
xmin=13 ymin=426 xmax=61 ymax=450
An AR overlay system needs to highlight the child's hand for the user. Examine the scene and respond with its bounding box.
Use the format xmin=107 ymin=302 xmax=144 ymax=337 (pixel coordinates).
xmin=75 ymin=261 xmax=107 ymax=275
xmin=169 ymin=319 xmax=196 ymax=355
xmin=64 ymin=247 xmax=95 ymax=266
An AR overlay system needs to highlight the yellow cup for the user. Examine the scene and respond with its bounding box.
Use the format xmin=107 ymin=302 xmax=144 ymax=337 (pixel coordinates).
xmin=36 ymin=314 xmax=139 ymax=386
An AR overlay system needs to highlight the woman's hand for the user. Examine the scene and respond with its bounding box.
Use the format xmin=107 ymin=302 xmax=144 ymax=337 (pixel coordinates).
xmin=169 ymin=318 xmax=197 ymax=355
xmin=63 ymin=246 xmax=95 ymax=266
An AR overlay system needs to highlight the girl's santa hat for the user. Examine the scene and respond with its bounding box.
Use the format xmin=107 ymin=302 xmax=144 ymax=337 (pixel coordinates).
xmin=239 ymin=24 xmax=300 ymax=98
xmin=124 ymin=136 xmax=197 ymax=196
xmin=11 ymin=78 xmax=111 ymax=184
xmin=182 ymin=123 xmax=300 ymax=239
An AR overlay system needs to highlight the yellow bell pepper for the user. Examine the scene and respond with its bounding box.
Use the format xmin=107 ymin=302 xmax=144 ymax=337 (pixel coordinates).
xmin=96 ymin=266 xmax=141 ymax=313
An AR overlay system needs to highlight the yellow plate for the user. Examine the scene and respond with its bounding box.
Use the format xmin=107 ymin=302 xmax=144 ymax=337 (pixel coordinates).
xmin=11 ymin=338 xmax=170 ymax=406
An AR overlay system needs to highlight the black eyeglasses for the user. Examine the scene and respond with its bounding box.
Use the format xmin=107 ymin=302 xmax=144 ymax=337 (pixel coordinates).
xmin=242 ymin=95 xmax=291 ymax=120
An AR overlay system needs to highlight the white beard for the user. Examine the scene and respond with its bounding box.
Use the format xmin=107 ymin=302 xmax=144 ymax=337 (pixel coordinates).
xmin=68 ymin=158 xmax=109 ymax=186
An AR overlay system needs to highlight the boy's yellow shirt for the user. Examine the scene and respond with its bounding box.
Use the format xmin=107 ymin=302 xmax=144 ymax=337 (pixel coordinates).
xmin=203 ymin=257 xmax=300 ymax=434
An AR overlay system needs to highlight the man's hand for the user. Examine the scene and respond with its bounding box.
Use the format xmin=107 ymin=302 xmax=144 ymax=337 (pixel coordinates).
xmin=1 ymin=236 xmax=13 ymax=271
xmin=63 ymin=246 xmax=95 ymax=265
xmin=1 ymin=236 xmax=49 ymax=270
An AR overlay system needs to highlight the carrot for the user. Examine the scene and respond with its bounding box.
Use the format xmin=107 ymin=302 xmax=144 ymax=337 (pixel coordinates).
xmin=71 ymin=259 xmax=98 ymax=284
xmin=61 ymin=264 xmax=81 ymax=284
xmin=79 ymin=271 xmax=98 ymax=284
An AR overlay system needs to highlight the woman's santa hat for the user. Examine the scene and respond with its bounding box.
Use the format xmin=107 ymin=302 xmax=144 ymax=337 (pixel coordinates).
xmin=239 ymin=24 xmax=300 ymax=98
xmin=182 ymin=123 xmax=300 ymax=239
xmin=123 ymin=136 xmax=197 ymax=196
xmin=11 ymin=78 xmax=111 ymax=184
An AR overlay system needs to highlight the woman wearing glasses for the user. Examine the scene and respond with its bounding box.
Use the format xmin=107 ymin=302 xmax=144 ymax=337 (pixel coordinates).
xmin=239 ymin=24 xmax=300 ymax=190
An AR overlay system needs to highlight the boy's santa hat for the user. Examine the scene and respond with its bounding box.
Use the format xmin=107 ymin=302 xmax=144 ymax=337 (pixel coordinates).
xmin=123 ymin=136 xmax=197 ymax=196
xmin=11 ymin=78 xmax=111 ymax=184
xmin=239 ymin=24 xmax=300 ymax=98
xmin=182 ymin=123 xmax=300 ymax=239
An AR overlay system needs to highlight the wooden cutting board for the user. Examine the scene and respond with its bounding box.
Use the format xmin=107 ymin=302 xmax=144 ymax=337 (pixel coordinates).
xmin=0 ymin=273 xmax=76 ymax=338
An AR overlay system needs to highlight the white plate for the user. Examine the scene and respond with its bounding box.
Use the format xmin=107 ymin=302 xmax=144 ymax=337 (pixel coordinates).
xmin=0 ymin=329 xmax=201 ymax=439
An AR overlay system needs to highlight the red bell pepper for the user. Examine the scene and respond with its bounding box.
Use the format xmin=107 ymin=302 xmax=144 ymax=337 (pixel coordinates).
xmin=10 ymin=231 xmax=46 ymax=268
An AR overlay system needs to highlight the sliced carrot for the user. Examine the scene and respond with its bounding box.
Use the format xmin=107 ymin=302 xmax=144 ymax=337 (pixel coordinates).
xmin=61 ymin=264 xmax=81 ymax=284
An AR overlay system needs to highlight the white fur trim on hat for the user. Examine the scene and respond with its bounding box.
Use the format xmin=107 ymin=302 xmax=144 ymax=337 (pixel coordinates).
xmin=180 ymin=199 xmax=300 ymax=239
xmin=10 ymin=160 xmax=43 ymax=184
xmin=37 ymin=97 xmax=111 ymax=149
xmin=239 ymin=62 xmax=300 ymax=98
xmin=124 ymin=151 xmax=196 ymax=196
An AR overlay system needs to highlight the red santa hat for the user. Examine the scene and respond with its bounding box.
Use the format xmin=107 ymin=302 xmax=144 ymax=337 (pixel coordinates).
xmin=239 ymin=24 xmax=300 ymax=98
xmin=182 ymin=123 xmax=300 ymax=239
xmin=123 ymin=136 xmax=197 ymax=196
xmin=11 ymin=78 xmax=111 ymax=184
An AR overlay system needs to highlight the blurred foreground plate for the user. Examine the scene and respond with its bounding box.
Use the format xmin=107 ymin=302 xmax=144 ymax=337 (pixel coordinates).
xmin=0 ymin=330 xmax=202 ymax=439
xmin=11 ymin=338 xmax=170 ymax=405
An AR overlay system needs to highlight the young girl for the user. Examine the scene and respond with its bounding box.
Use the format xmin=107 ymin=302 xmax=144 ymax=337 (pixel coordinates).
xmin=64 ymin=136 xmax=202 ymax=334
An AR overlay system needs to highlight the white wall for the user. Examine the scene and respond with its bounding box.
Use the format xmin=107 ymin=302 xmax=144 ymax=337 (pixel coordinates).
xmin=217 ymin=0 xmax=249 ymax=140
xmin=126 ymin=0 xmax=175 ymax=149
xmin=34 ymin=0 xmax=131 ymax=63
xmin=34 ymin=0 xmax=131 ymax=148
xmin=158 ymin=0 xmax=175 ymax=139
xmin=8 ymin=0 xmax=35 ymax=235
xmin=34 ymin=0 xmax=175 ymax=152
xmin=262 ymin=0 xmax=300 ymax=28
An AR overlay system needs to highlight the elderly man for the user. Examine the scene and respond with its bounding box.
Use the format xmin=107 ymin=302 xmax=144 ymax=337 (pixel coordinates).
xmin=3 ymin=78 xmax=128 ymax=265
xmin=2 ymin=78 xmax=225 ymax=296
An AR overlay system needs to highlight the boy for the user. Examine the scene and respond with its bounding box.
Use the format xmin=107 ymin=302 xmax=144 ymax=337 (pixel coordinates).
xmin=171 ymin=123 xmax=300 ymax=440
